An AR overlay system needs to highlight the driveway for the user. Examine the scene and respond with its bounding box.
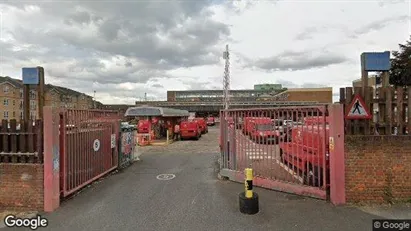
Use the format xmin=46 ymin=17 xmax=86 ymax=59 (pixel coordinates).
xmin=3 ymin=127 xmax=384 ymax=231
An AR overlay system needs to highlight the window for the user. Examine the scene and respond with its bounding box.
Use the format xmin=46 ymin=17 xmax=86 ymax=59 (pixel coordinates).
xmin=20 ymin=111 xmax=23 ymax=119
xmin=13 ymin=100 xmax=15 ymax=106
xmin=12 ymin=111 xmax=15 ymax=118
xmin=3 ymin=111 xmax=8 ymax=119
xmin=30 ymin=111 xmax=36 ymax=120
xmin=20 ymin=89 xmax=23 ymax=98
xmin=3 ymin=86 xmax=9 ymax=93
xmin=30 ymin=90 xmax=36 ymax=99
xmin=3 ymin=99 xmax=9 ymax=106
xmin=19 ymin=101 xmax=23 ymax=109
xmin=30 ymin=100 xmax=36 ymax=110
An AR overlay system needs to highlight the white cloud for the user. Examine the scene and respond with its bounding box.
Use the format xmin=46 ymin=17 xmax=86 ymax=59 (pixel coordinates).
xmin=0 ymin=0 xmax=409 ymax=104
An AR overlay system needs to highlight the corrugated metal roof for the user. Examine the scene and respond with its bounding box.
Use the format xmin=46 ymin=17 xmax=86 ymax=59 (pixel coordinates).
xmin=125 ymin=106 xmax=189 ymax=117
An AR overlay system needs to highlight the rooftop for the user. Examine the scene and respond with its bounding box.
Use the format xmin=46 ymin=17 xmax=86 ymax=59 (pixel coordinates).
xmin=168 ymin=89 xmax=286 ymax=93
xmin=0 ymin=76 xmax=92 ymax=98
xmin=125 ymin=106 xmax=190 ymax=117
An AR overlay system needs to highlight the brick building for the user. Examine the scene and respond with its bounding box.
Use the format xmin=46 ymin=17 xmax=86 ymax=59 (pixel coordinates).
xmin=0 ymin=76 xmax=98 ymax=120
xmin=270 ymin=87 xmax=333 ymax=103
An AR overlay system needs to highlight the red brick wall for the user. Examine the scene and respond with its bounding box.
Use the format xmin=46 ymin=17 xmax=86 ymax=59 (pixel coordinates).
xmin=345 ymin=136 xmax=411 ymax=204
xmin=0 ymin=163 xmax=44 ymax=211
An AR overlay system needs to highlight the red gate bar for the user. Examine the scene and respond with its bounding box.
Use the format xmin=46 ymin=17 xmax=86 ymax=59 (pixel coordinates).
xmin=59 ymin=109 xmax=120 ymax=197
xmin=219 ymin=106 xmax=329 ymax=199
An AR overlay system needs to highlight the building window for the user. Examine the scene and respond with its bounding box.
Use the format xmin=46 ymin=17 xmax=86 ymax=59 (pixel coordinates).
xmin=3 ymin=86 xmax=9 ymax=93
xmin=30 ymin=100 xmax=36 ymax=110
xmin=30 ymin=111 xmax=36 ymax=120
xmin=4 ymin=111 xmax=8 ymax=119
xmin=13 ymin=100 xmax=15 ymax=106
xmin=30 ymin=90 xmax=36 ymax=99
xmin=19 ymin=101 xmax=23 ymax=109
xmin=12 ymin=111 xmax=15 ymax=118
xmin=20 ymin=111 xmax=23 ymax=119
xmin=3 ymin=99 xmax=9 ymax=106
xmin=20 ymin=89 xmax=23 ymax=98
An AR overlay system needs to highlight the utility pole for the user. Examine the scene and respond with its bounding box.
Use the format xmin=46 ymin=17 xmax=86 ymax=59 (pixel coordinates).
xmin=144 ymin=92 xmax=147 ymax=101
xmin=223 ymin=44 xmax=230 ymax=110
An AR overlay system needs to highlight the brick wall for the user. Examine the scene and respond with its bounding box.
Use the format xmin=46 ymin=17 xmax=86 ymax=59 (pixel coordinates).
xmin=0 ymin=163 xmax=44 ymax=211
xmin=287 ymin=90 xmax=333 ymax=103
xmin=345 ymin=136 xmax=411 ymax=204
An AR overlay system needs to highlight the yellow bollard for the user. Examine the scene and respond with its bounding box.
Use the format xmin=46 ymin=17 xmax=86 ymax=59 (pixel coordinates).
xmin=245 ymin=168 xmax=253 ymax=198
xmin=239 ymin=167 xmax=259 ymax=214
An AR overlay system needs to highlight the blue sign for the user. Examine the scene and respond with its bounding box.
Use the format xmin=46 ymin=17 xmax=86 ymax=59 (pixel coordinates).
xmin=362 ymin=52 xmax=391 ymax=71
xmin=22 ymin=67 xmax=39 ymax=85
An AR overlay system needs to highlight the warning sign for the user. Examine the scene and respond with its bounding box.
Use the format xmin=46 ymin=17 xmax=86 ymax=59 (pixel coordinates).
xmin=345 ymin=94 xmax=372 ymax=120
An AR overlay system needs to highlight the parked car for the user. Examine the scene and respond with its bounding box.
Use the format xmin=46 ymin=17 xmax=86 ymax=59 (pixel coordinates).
xmin=193 ymin=118 xmax=208 ymax=134
xmin=180 ymin=121 xmax=201 ymax=140
xmin=206 ymin=116 xmax=216 ymax=126
xmin=279 ymin=116 xmax=330 ymax=187
xmin=243 ymin=117 xmax=280 ymax=144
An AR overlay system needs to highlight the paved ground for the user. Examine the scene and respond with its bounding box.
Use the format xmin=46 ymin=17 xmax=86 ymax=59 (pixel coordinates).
xmin=1 ymin=126 xmax=395 ymax=230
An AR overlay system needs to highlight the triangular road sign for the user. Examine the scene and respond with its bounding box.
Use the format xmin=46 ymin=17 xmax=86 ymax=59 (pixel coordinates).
xmin=345 ymin=94 xmax=372 ymax=120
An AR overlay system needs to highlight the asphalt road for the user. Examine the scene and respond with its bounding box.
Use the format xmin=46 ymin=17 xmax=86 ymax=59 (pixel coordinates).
xmin=5 ymin=126 xmax=381 ymax=231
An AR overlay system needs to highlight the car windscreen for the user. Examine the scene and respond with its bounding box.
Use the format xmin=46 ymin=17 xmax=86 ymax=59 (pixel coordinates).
xmin=256 ymin=124 xmax=273 ymax=131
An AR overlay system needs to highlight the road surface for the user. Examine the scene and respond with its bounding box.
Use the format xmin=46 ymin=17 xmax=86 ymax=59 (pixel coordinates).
xmin=5 ymin=126 xmax=382 ymax=231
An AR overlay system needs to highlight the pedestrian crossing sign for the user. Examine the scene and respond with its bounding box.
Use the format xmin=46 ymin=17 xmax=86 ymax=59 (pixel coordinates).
xmin=345 ymin=94 xmax=372 ymax=120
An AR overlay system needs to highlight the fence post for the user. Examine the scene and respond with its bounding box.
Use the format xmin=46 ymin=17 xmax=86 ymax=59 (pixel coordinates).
xmin=43 ymin=106 xmax=60 ymax=212
xmin=328 ymin=104 xmax=346 ymax=205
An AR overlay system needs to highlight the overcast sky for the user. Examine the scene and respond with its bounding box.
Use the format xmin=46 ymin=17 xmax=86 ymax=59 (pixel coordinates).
xmin=0 ymin=0 xmax=409 ymax=104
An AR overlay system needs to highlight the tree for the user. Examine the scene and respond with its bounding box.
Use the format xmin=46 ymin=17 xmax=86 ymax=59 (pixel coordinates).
xmin=389 ymin=35 xmax=411 ymax=86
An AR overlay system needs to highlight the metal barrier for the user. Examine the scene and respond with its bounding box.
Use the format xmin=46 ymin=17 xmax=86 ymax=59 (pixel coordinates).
xmin=59 ymin=109 xmax=121 ymax=197
xmin=219 ymin=106 xmax=330 ymax=199
xmin=118 ymin=125 xmax=136 ymax=169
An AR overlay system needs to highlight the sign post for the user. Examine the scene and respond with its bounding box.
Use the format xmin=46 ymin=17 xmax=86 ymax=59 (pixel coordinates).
xmin=345 ymin=94 xmax=372 ymax=120
xmin=359 ymin=51 xmax=391 ymax=123
xmin=22 ymin=67 xmax=45 ymax=121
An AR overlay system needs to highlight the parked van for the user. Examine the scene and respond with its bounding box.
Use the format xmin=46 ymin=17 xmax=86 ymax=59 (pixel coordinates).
xmin=279 ymin=116 xmax=330 ymax=187
xmin=137 ymin=120 xmax=150 ymax=133
xmin=194 ymin=118 xmax=208 ymax=134
xmin=207 ymin=116 xmax=216 ymax=126
xmin=245 ymin=117 xmax=280 ymax=144
xmin=180 ymin=121 xmax=202 ymax=140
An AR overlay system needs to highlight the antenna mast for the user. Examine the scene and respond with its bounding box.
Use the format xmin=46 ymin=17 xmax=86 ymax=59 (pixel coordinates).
xmin=223 ymin=44 xmax=230 ymax=110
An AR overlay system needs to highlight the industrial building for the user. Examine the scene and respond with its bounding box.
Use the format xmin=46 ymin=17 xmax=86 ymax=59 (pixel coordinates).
xmin=135 ymin=86 xmax=333 ymax=115
xmin=254 ymin=84 xmax=283 ymax=91
xmin=166 ymin=86 xmax=286 ymax=102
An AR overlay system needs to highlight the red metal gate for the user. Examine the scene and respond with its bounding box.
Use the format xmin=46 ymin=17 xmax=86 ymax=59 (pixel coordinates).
xmin=219 ymin=106 xmax=330 ymax=199
xmin=59 ymin=109 xmax=120 ymax=197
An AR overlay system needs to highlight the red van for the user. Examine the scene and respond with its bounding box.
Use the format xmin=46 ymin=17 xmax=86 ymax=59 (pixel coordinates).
xmin=137 ymin=120 xmax=150 ymax=133
xmin=279 ymin=117 xmax=330 ymax=187
xmin=244 ymin=117 xmax=280 ymax=144
xmin=194 ymin=118 xmax=208 ymax=134
xmin=180 ymin=121 xmax=202 ymax=140
xmin=207 ymin=116 xmax=215 ymax=126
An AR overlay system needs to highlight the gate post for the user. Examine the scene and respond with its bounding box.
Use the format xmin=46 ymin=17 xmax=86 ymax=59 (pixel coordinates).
xmin=43 ymin=106 xmax=60 ymax=212
xmin=328 ymin=104 xmax=346 ymax=205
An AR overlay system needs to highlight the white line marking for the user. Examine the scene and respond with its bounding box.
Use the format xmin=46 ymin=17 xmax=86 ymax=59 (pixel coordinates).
xmin=276 ymin=160 xmax=304 ymax=183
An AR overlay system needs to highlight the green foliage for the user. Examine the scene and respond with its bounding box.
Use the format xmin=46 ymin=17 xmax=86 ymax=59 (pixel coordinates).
xmin=389 ymin=35 xmax=411 ymax=86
